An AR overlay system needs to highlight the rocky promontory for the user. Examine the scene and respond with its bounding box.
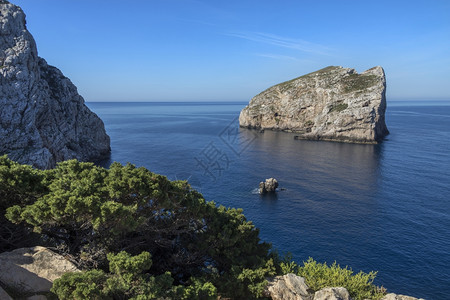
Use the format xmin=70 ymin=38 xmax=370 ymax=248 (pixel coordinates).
xmin=0 ymin=1 xmax=110 ymax=169
xmin=239 ymin=66 xmax=389 ymax=144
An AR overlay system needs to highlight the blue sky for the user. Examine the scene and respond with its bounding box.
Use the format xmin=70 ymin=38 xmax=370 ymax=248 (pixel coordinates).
xmin=13 ymin=0 xmax=450 ymax=102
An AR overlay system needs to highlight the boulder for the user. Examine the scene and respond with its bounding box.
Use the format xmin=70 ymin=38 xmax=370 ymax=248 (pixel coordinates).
xmin=0 ymin=246 xmax=80 ymax=296
xmin=313 ymin=287 xmax=351 ymax=300
xmin=0 ymin=1 xmax=110 ymax=169
xmin=265 ymin=273 xmax=312 ymax=300
xmin=0 ymin=286 xmax=13 ymax=300
xmin=259 ymin=178 xmax=279 ymax=194
xmin=239 ymin=66 xmax=389 ymax=144
xmin=381 ymin=293 xmax=424 ymax=300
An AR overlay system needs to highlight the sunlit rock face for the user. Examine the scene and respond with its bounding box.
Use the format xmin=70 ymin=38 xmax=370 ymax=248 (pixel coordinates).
xmin=0 ymin=1 xmax=110 ymax=168
xmin=239 ymin=66 xmax=389 ymax=144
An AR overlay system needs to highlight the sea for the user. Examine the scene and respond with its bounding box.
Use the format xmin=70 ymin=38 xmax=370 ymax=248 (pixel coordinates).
xmin=86 ymin=100 xmax=450 ymax=300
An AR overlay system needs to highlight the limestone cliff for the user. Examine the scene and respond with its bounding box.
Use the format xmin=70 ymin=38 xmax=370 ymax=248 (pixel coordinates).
xmin=239 ymin=66 xmax=389 ymax=144
xmin=0 ymin=1 xmax=110 ymax=169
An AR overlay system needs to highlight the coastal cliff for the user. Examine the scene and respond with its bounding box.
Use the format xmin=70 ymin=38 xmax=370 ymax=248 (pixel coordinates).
xmin=0 ymin=0 xmax=110 ymax=169
xmin=239 ymin=66 xmax=389 ymax=144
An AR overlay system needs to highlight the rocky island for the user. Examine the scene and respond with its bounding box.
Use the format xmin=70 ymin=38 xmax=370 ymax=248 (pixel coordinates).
xmin=0 ymin=0 xmax=110 ymax=169
xmin=239 ymin=66 xmax=389 ymax=144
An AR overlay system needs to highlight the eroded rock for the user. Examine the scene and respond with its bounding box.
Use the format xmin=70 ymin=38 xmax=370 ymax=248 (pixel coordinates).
xmin=313 ymin=287 xmax=351 ymax=300
xmin=239 ymin=66 xmax=389 ymax=144
xmin=259 ymin=178 xmax=279 ymax=194
xmin=0 ymin=1 xmax=110 ymax=169
xmin=266 ymin=273 xmax=312 ymax=300
xmin=0 ymin=246 xmax=80 ymax=295
xmin=381 ymin=293 xmax=424 ymax=300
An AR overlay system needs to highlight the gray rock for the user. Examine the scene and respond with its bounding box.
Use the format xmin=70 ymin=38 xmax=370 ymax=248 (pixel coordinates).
xmin=381 ymin=293 xmax=424 ymax=300
xmin=26 ymin=296 xmax=48 ymax=300
xmin=0 ymin=1 xmax=110 ymax=169
xmin=259 ymin=177 xmax=278 ymax=194
xmin=0 ymin=286 xmax=13 ymax=300
xmin=239 ymin=66 xmax=389 ymax=144
xmin=0 ymin=246 xmax=80 ymax=295
xmin=265 ymin=273 xmax=312 ymax=300
xmin=313 ymin=287 xmax=351 ymax=300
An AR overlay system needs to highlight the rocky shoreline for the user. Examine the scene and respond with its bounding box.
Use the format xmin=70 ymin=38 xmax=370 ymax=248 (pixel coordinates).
xmin=0 ymin=247 xmax=425 ymax=300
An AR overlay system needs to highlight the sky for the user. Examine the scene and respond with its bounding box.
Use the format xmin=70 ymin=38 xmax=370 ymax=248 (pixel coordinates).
xmin=12 ymin=0 xmax=450 ymax=102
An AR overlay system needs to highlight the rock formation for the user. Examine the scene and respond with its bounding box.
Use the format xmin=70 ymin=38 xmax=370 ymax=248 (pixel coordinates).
xmin=0 ymin=246 xmax=80 ymax=298
xmin=265 ymin=273 xmax=424 ymax=300
xmin=265 ymin=273 xmax=312 ymax=300
xmin=239 ymin=66 xmax=389 ymax=144
xmin=0 ymin=1 xmax=110 ymax=169
xmin=259 ymin=178 xmax=279 ymax=194
xmin=381 ymin=294 xmax=425 ymax=300
xmin=314 ymin=287 xmax=351 ymax=300
xmin=0 ymin=286 xmax=13 ymax=300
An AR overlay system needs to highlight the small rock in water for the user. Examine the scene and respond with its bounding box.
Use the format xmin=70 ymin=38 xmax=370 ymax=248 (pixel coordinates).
xmin=259 ymin=178 xmax=278 ymax=194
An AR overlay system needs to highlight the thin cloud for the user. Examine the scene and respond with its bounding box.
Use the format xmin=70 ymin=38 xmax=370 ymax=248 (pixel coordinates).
xmin=255 ymin=53 xmax=304 ymax=61
xmin=227 ymin=31 xmax=331 ymax=55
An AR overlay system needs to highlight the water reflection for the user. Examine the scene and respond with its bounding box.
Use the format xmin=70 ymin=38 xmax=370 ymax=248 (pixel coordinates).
xmin=259 ymin=192 xmax=279 ymax=202
xmin=234 ymin=128 xmax=385 ymax=266
xmin=241 ymin=129 xmax=383 ymax=199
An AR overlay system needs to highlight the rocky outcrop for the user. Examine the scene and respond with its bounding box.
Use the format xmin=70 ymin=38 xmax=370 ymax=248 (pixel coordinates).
xmin=239 ymin=66 xmax=389 ymax=144
xmin=0 ymin=1 xmax=110 ymax=169
xmin=314 ymin=287 xmax=351 ymax=300
xmin=0 ymin=246 xmax=80 ymax=297
xmin=381 ymin=293 xmax=425 ymax=300
xmin=265 ymin=273 xmax=351 ymax=300
xmin=266 ymin=273 xmax=312 ymax=300
xmin=259 ymin=178 xmax=279 ymax=194
xmin=265 ymin=274 xmax=423 ymax=300
xmin=0 ymin=286 xmax=13 ymax=300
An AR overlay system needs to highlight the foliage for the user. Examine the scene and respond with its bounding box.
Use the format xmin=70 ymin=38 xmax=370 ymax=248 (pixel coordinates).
xmin=328 ymin=102 xmax=348 ymax=113
xmin=3 ymin=156 xmax=270 ymax=297
xmin=0 ymin=155 xmax=47 ymax=251
xmin=237 ymin=258 xmax=277 ymax=298
xmin=297 ymin=257 xmax=385 ymax=300
xmin=182 ymin=278 xmax=217 ymax=300
xmin=278 ymin=253 xmax=299 ymax=274
xmin=51 ymin=269 xmax=108 ymax=300
xmin=342 ymin=74 xmax=377 ymax=93
xmin=51 ymin=251 xmax=178 ymax=299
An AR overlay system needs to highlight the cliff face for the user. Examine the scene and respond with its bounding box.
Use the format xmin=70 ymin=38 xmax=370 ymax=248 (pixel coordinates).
xmin=0 ymin=1 xmax=110 ymax=169
xmin=239 ymin=66 xmax=389 ymax=144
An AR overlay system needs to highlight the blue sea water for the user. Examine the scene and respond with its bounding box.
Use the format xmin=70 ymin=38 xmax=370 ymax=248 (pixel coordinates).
xmin=87 ymin=101 xmax=450 ymax=300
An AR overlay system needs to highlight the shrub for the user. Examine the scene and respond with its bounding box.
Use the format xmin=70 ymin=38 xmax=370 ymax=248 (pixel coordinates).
xmin=51 ymin=251 xmax=178 ymax=299
xmin=297 ymin=257 xmax=385 ymax=300
xmin=0 ymin=155 xmax=48 ymax=252
xmin=4 ymin=157 xmax=270 ymax=297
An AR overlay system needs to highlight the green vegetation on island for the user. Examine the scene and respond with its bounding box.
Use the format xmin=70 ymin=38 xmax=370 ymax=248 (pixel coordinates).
xmin=0 ymin=155 xmax=385 ymax=299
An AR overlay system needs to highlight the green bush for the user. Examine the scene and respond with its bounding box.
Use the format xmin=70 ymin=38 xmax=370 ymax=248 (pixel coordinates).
xmin=0 ymin=155 xmax=48 ymax=252
xmin=51 ymin=251 xmax=179 ymax=299
xmin=297 ymin=257 xmax=385 ymax=300
xmin=3 ymin=156 xmax=270 ymax=298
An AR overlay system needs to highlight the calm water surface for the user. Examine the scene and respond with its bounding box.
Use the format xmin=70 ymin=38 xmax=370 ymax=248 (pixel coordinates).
xmin=87 ymin=101 xmax=450 ymax=300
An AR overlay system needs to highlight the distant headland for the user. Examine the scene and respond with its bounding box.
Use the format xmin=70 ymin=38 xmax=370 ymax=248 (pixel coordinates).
xmin=239 ymin=66 xmax=389 ymax=144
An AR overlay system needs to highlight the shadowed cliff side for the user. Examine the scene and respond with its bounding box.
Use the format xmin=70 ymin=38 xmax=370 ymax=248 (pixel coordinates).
xmin=0 ymin=1 xmax=110 ymax=169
